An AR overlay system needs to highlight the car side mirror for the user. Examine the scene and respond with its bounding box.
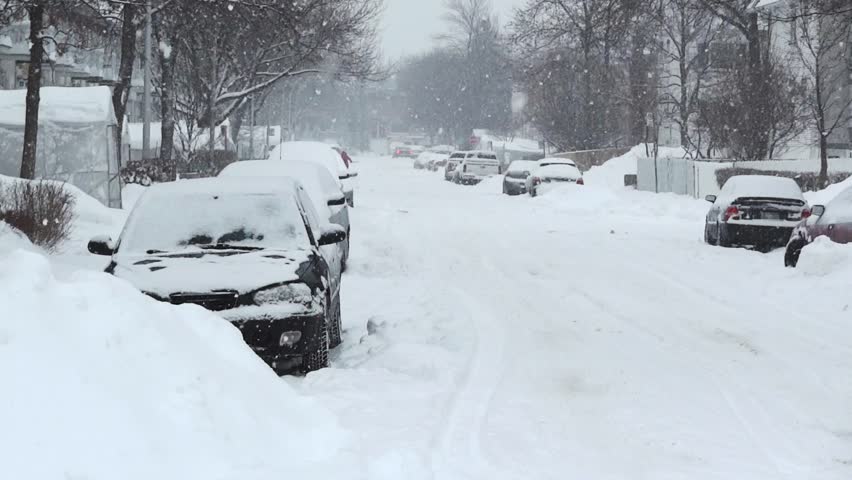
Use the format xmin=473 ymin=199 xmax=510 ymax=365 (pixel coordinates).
xmin=705 ymin=195 xmax=717 ymax=203
xmin=811 ymin=205 xmax=825 ymax=217
xmin=327 ymin=196 xmax=347 ymax=207
xmin=88 ymin=235 xmax=115 ymax=256
xmin=318 ymin=225 xmax=347 ymax=246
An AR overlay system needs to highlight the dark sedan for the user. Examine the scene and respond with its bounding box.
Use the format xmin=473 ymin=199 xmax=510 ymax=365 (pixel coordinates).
xmin=704 ymin=175 xmax=809 ymax=250
xmin=785 ymin=186 xmax=852 ymax=267
xmin=88 ymin=177 xmax=346 ymax=375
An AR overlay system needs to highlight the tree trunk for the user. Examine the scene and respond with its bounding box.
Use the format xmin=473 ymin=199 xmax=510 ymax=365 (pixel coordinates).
xmin=20 ymin=1 xmax=45 ymax=180
xmin=112 ymin=5 xmax=137 ymax=166
xmin=159 ymin=37 xmax=176 ymax=173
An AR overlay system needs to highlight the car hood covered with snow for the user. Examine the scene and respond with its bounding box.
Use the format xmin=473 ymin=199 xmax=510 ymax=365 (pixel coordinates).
xmin=111 ymin=248 xmax=314 ymax=297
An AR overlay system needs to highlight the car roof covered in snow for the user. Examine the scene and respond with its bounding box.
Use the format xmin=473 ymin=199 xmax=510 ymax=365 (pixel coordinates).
xmin=506 ymin=160 xmax=539 ymax=172
xmin=270 ymin=141 xmax=347 ymax=175
xmin=535 ymin=163 xmax=582 ymax=179
xmin=142 ymin=177 xmax=301 ymax=200
xmin=539 ymin=157 xmax=576 ymax=167
xmin=718 ymin=175 xmax=804 ymax=203
xmin=218 ymin=160 xmax=342 ymax=214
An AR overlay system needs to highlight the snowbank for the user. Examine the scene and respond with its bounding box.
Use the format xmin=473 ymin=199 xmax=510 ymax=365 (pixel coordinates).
xmin=0 ymin=245 xmax=345 ymax=479
xmin=796 ymin=236 xmax=852 ymax=277
xmin=0 ymin=222 xmax=37 ymax=254
xmin=585 ymin=144 xmax=687 ymax=189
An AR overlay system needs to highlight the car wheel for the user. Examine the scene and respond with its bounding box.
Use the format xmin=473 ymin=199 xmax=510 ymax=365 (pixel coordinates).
xmin=784 ymin=237 xmax=806 ymax=268
xmin=703 ymin=223 xmax=713 ymax=244
xmin=329 ymin=294 xmax=342 ymax=348
xmin=303 ymin=326 xmax=329 ymax=373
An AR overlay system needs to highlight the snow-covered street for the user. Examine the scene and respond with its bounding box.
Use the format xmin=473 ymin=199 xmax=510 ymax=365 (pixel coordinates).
xmin=290 ymin=154 xmax=852 ymax=479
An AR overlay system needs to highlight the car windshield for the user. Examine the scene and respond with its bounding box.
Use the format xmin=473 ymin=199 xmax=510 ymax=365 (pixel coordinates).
xmin=119 ymin=192 xmax=309 ymax=255
xmin=821 ymin=187 xmax=852 ymax=224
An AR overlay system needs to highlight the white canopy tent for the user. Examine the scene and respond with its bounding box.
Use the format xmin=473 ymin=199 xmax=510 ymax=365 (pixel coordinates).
xmin=0 ymin=86 xmax=123 ymax=207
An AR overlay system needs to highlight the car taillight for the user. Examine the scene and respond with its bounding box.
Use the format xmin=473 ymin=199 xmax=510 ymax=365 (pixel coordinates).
xmin=723 ymin=206 xmax=740 ymax=222
xmin=533 ymin=177 xmax=541 ymax=185
xmin=463 ymin=165 xmax=467 ymax=172
xmin=802 ymin=208 xmax=811 ymax=219
xmin=576 ymin=178 xmax=584 ymax=185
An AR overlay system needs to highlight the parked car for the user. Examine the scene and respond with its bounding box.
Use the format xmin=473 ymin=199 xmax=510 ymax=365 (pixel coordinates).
xmin=527 ymin=162 xmax=584 ymax=197
xmin=456 ymin=151 xmax=501 ymax=185
xmin=444 ymin=151 xmax=467 ymax=181
xmin=784 ymin=186 xmax=852 ymax=267
xmin=87 ymin=178 xmax=347 ymax=375
xmin=218 ymin=159 xmax=351 ymax=270
xmin=393 ymin=144 xmax=422 ymax=158
xmin=275 ymin=141 xmax=358 ymax=208
xmin=502 ymin=160 xmax=540 ymax=195
xmin=413 ymin=151 xmax=447 ymax=170
xmin=704 ymin=175 xmax=809 ymax=250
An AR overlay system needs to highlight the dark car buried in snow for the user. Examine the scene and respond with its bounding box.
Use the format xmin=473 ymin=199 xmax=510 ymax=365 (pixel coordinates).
xmin=784 ymin=185 xmax=852 ymax=267
xmin=88 ymin=178 xmax=346 ymax=375
xmin=704 ymin=175 xmax=809 ymax=250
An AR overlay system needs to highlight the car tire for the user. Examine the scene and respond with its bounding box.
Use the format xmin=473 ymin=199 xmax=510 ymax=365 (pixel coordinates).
xmin=704 ymin=223 xmax=714 ymax=244
xmin=329 ymin=294 xmax=342 ymax=348
xmin=303 ymin=326 xmax=329 ymax=373
xmin=784 ymin=237 xmax=806 ymax=268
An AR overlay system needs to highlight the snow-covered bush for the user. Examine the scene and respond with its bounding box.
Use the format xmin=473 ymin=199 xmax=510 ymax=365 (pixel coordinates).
xmin=0 ymin=179 xmax=74 ymax=251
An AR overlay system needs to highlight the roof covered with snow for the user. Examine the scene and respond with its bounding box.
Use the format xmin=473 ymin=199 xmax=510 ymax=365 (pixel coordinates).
xmin=718 ymin=175 xmax=804 ymax=202
xmin=0 ymin=86 xmax=115 ymax=126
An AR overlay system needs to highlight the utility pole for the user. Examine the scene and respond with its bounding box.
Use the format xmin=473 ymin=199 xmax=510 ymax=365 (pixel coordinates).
xmin=142 ymin=0 xmax=152 ymax=161
xmin=249 ymin=95 xmax=255 ymax=159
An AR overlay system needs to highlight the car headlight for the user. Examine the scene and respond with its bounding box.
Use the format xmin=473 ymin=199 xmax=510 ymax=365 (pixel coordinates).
xmin=253 ymin=283 xmax=313 ymax=306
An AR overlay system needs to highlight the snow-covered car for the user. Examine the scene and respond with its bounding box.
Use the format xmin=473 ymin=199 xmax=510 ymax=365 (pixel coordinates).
xmin=456 ymin=151 xmax=501 ymax=185
xmin=527 ymin=163 xmax=584 ymax=197
xmin=87 ymin=178 xmax=347 ymax=375
xmin=444 ymin=151 xmax=467 ymax=181
xmin=274 ymin=141 xmax=358 ymax=208
xmin=393 ymin=144 xmax=422 ymax=158
xmin=502 ymin=160 xmax=539 ymax=196
xmin=704 ymin=175 xmax=809 ymax=250
xmin=414 ymin=149 xmax=451 ymax=170
xmin=523 ymin=158 xmax=580 ymax=194
xmin=784 ymin=186 xmax=852 ymax=267
xmin=218 ymin=159 xmax=352 ymax=269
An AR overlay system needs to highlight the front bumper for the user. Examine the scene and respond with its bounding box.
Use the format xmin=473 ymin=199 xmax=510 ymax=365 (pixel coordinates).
xmin=724 ymin=223 xmax=794 ymax=247
xmin=224 ymin=310 xmax=325 ymax=365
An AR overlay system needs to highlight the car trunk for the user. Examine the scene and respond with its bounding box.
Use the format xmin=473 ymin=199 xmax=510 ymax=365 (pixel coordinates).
xmin=732 ymin=197 xmax=806 ymax=223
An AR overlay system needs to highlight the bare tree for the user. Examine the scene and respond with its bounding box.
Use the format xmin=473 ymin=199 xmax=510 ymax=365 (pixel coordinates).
xmin=789 ymin=0 xmax=852 ymax=186
xmin=696 ymin=0 xmax=772 ymax=159
xmin=651 ymin=0 xmax=722 ymax=153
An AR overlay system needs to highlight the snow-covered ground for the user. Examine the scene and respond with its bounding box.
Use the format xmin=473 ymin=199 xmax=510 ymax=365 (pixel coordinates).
xmin=4 ymin=153 xmax=852 ymax=479
xmin=294 ymin=154 xmax=852 ymax=479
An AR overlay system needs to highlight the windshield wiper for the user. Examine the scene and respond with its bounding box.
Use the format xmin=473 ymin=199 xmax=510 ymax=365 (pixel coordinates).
xmin=197 ymin=244 xmax=264 ymax=251
xmin=146 ymin=249 xmax=168 ymax=254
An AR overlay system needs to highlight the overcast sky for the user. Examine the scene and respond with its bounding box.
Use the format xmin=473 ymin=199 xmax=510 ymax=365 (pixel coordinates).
xmin=380 ymin=0 xmax=524 ymax=61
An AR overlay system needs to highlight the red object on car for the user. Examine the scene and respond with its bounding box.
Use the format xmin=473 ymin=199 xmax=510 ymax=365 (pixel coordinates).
xmin=340 ymin=150 xmax=352 ymax=168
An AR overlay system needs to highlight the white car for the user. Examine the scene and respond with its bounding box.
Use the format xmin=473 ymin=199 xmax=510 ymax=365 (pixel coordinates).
xmin=272 ymin=141 xmax=358 ymax=207
xmin=503 ymin=160 xmax=540 ymax=195
xmin=457 ymin=151 xmax=501 ymax=185
xmin=527 ymin=161 xmax=584 ymax=197
xmin=219 ymin=159 xmax=352 ymax=268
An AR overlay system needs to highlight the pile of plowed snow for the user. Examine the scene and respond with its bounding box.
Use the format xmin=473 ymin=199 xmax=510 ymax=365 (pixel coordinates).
xmin=584 ymin=144 xmax=687 ymax=188
xmin=0 ymin=230 xmax=345 ymax=479
xmin=796 ymin=236 xmax=852 ymax=277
